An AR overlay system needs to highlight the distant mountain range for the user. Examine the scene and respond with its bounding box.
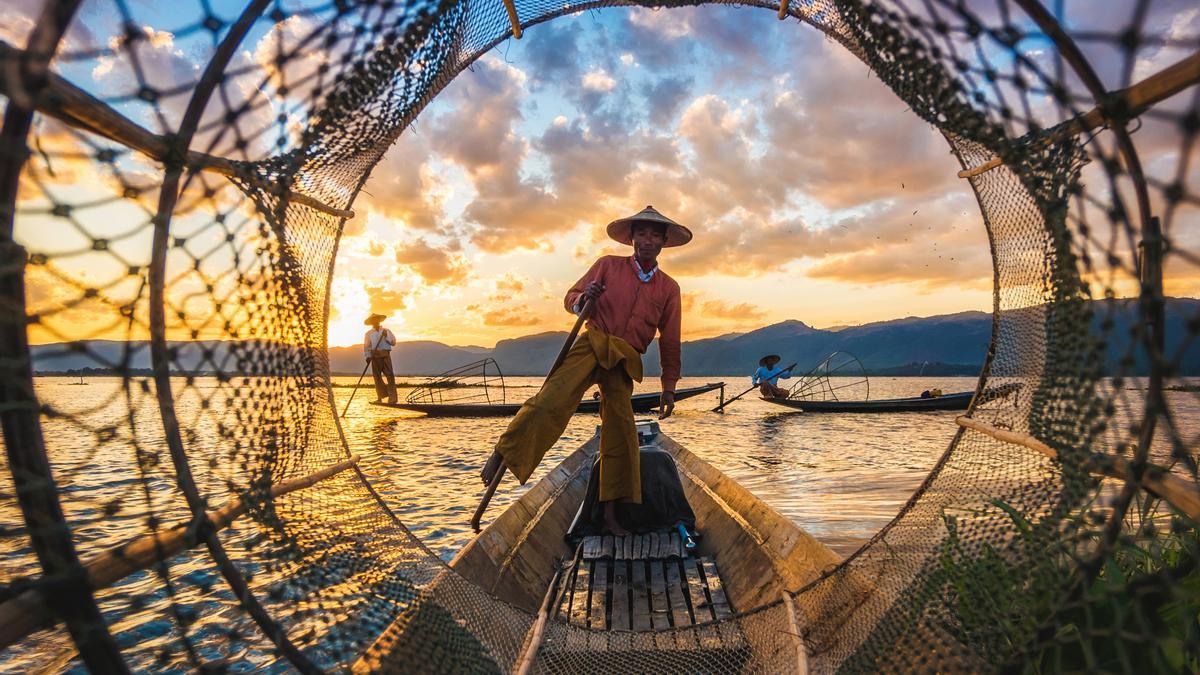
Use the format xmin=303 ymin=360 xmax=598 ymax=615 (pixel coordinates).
xmin=29 ymin=298 xmax=1200 ymax=377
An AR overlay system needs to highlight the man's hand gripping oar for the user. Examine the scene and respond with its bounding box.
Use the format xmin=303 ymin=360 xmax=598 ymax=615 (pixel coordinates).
xmin=472 ymin=293 xmax=598 ymax=533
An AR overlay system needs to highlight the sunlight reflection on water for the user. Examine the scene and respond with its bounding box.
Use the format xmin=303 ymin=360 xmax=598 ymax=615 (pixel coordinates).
xmin=1 ymin=374 xmax=1193 ymax=672
xmin=339 ymin=375 xmax=986 ymax=559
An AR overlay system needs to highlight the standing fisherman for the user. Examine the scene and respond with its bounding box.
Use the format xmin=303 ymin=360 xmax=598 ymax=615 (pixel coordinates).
xmin=480 ymin=206 xmax=691 ymax=535
xmin=364 ymin=313 xmax=398 ymax=404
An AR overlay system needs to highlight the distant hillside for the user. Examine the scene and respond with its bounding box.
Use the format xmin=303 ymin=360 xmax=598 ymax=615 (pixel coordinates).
xmin=643 ymin=313 xmax=992 ymax=377
xmin=328 ymin=341 xmax=482 ymax=375
xmin=29 ymin=299 xmax=1200 ymax=376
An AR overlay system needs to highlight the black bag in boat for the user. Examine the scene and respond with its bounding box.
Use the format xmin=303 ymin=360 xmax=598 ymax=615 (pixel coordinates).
xmin=566 ymin=445 xmax=697 ymax=539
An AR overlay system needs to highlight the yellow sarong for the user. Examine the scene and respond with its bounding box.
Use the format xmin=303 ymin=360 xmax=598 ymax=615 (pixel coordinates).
xmin=495 ymin=328 xmax=644 ymax=503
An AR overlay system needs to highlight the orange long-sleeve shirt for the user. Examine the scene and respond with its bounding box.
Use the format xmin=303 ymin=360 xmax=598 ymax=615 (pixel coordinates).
xmin=564 ymin=255 xmax=682 ymax=393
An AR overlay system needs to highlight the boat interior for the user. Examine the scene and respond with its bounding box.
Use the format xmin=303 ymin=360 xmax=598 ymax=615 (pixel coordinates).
xmin=441 ymin=421 xmax=842 ymax=661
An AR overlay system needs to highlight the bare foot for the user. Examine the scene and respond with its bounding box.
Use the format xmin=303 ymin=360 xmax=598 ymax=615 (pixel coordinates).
xmin=480 ymin=450 xmax=503 ymax=486
xmin=602 ymin=501 xmax=631 ymax=536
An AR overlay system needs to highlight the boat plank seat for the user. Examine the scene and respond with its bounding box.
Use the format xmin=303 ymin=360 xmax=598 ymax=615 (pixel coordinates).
xmin=557 ymin=534 xmax=739 ymax=637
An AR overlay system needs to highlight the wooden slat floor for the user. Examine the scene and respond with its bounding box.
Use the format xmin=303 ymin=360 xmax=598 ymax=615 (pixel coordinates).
xmin=555 ymin=534 xmax=735 ymax=632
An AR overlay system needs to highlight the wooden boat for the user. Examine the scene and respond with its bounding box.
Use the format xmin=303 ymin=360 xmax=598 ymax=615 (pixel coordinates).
xmin=370 ymin=381 xmax=726 ymax=417
xmin=761 ymin=382 xmax=1020 ymax=413
xmin=763 ymin=390 xmax=975 ymax=412
xmin=356 ymin=421 xmax=844 ymax=672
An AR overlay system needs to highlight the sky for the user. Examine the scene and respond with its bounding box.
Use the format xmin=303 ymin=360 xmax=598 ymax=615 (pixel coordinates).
xmin=5 ymin=1 xmax=1198 ymax=349
xmin=326 ymin=6 xmax=998 ymax=347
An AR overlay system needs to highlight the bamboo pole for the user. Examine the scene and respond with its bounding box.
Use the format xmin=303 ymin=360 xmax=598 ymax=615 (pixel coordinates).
xmin=470 ymin=297 xmax=593 ymax=533
xmin=958 ymin=51 xmax=1200 ymax=179
xmin=0 ymin=456 xmax=359 ymax=651
xmin=781 ymin=592 xmax=809 ymax=675
xmin=501 ymin=0 xmax=522 ymax=39
xmin=956 ymin=416 xmax=1200 ymax=522
xmin=513 ymin=563 xmax=566 ymax=675
xmin=0 ymin=40 xmax=355 ymax=220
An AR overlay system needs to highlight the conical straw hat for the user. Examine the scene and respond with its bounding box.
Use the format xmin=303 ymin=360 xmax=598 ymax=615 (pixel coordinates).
xmin=605 ymin=205 xmax=692 ymax=247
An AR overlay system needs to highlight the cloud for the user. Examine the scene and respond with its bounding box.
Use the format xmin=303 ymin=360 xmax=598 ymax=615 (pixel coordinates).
xmin=677 ymin=95 xmax=788 ymax=211
xmin=360 ymin=132 xmax=442 ymax=233
xmin=2 ymin=0 xmax=100 ymax=55
xmin=422 ymin=55 xmax=595 ymax=252
xmin=537 ymin=117 xmax=641 ymax=205
xmin=493 ymin=273 xmax=527 ymax=295
xmin=479 ymin=304 xmax=542 ymax=327
xmin=521 ymin=20 xmax=586 ymax=89
xmin=760 ymin=56 xmax=960 ymax=209
xmin=393 ymin=238 xmax=469 ymax=285
xmin=622 ymin=6 xmax=771 ymax=72
xmin=699 ymin=298 xmax=768 ymax=321
xmin=642 ymin=75 xmax=693 ymax=126
xmin=582 ymin=69 xmax=617 ymax=92
xmin=0 ymin=0 xmax=40 ymax=47
xmin=622 ymin=8 xmax=697 ymax=69
xmin=803 ymin=195 xmax=992 ymax=289
xmin=91 ymin=26 xmax=200 ymax=132
xmin=365 ymin=284 xmax=409 ymax=315
xmin=665 ymin=214 xmax=816 ymax=276
xmin=429 ymin=55 xmax=527 ymax=172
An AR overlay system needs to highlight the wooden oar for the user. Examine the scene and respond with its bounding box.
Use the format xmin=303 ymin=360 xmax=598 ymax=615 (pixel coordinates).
xmin=470 ymin=296 xmax=594 ymax=533
xmin=712 ymin=363 xmax=795 ymax=413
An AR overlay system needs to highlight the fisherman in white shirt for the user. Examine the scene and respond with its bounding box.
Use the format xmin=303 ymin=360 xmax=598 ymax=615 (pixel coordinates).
xmin=363 ymin=313 xmax=398 ymax=404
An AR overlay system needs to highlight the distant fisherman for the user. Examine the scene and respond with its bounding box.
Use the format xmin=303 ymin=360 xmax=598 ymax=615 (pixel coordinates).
xmin=481 ymin=206 xmax=690 ymax=536
xmin=752 ymin=355 xmax=794 ymax=398
xmin=364 ymin=313 xmax=398 ymax=404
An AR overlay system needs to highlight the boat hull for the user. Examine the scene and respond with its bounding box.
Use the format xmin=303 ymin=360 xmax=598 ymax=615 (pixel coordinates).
xmin=371 ymin=382 xmax=725 ymax=417
xmin=764 ymin=390 xmax=975 ymax=413
xmin=449 ymin=424 xmax=840 ymax=613
xmin=356 ymin=425 xmax=858 ymax=673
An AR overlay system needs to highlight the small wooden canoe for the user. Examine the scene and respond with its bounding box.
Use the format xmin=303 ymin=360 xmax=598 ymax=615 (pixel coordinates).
xmin=369 ymin=382 xmax=725 ymax=417
xmin=355 ymin=421 xmax=845 ymax=673
xmin=761 ymin=382 xmax=1019 ymax=413
xmin=763 ymin=390 xmax=975 ymax=413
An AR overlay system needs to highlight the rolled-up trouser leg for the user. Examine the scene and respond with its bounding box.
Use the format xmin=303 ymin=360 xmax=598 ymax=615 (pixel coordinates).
xmin=379 ymin=355 xmax=398 ymax=403
xmin=372 ymin=357 xmax=388 ymax=400
xmin=596 ymin=365 xmax=639 ymax=504
xmin=494 ymin=338 xmax=597 ymax=483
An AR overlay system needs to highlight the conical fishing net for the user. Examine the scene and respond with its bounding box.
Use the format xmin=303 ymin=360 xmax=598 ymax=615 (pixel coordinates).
xmin=406 ymin=358 xmax=507 ymax=405
xmin=788 ymin=351 xmax=869 ymax=402
xmin=0 ymin=0 xmax=1197 ymax=672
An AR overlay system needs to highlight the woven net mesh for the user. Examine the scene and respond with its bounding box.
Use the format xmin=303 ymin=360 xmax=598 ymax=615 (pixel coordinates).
xmin=0 ymin=0 xmax=1196 ymax=672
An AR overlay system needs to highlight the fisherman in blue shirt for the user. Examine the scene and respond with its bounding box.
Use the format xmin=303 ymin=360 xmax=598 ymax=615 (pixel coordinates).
xmin=752 ymin=354 xmax=795 ymax=398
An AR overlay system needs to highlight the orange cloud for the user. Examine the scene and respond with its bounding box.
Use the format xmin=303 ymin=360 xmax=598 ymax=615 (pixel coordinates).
xmin=804 ymin=196 xmax=991 ymax=289
xmin=393 ymin=238 xmax=469 ymax=285
xmin=365 ymin=285 xmax=409 ymax=315
xmin=479 ymin=304 xmax=543 ymax=327
xmin=359 ymin=133 xmax=442 ymax=233
xmin=493 ymin=273 xmax=527 ymax=296
xmin=699 ymin=299 xmax=768 ymax=321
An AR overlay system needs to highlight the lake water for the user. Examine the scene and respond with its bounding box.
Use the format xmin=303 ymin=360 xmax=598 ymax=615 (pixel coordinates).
xmin=341 ymin=374 xmax=981 ymax=559
xmin=3 ymin=373 xmax=1195 ymax=671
